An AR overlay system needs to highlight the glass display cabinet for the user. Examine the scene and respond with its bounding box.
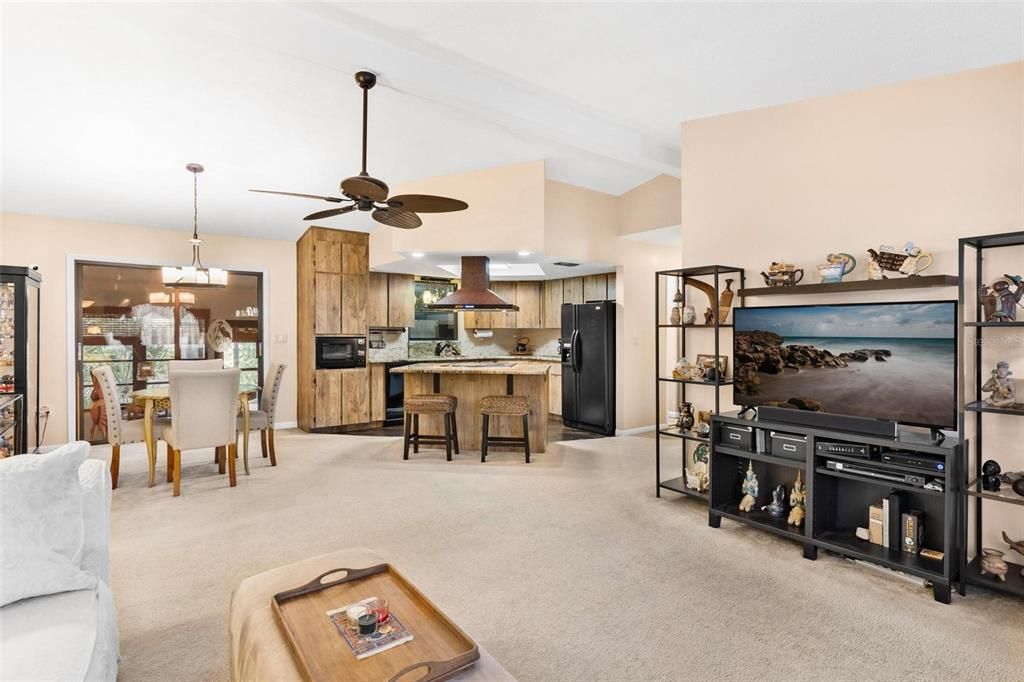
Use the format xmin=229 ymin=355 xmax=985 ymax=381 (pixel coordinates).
xmin=0 ymin=266 xmax=42 ymax=453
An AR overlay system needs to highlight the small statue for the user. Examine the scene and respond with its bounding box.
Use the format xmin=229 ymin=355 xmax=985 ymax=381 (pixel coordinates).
xmin=982 ymin=459 xmax=1002 ymax=492
xmin=981 ymin=361 xmax=1016 ymax=407
xmin=676 ymin=402 xmax=695 ymax=431
xmin=703 ymin=307 xmax=714 ymax=326
xmin=669 ymin=305 xmax=682 ymax=325
xmin=991 ymin=275 xmax=1024 ymax=322
xmin=738 ymin=461 xmax=759 ymax=512
xmin=762 ymin=484 xmax=786 ymax=519
xmin=788 ymin=471 xmax=806 ymax=526
xmin=866 ymin=249 xmax=885 ymax=280
xmin=978 ymin=284 xmax=998 ymax=322
xmin=1001 ymin=531 xmax=1024 ymax=577
xmin=682 ymin=304 xmax=696 ymax=325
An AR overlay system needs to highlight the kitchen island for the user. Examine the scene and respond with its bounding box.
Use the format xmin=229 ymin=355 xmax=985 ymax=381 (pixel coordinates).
xmin=390 ymin=361 xmax=550 ymax=454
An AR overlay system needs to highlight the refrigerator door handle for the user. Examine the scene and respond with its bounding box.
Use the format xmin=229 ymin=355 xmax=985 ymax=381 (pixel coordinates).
xmin=571 ymin=329 xmax=581 ymax=373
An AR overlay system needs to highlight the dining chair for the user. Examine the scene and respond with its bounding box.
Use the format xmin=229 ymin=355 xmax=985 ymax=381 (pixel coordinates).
xmin=236 ymin=361 xmax=287 ymax=472
xmin=91 ymin=365 xmax=169 ymax=489
xmin=161 ymin=368 xmax=241 ymax=496
xmin=168 ymin=358 xmax=223 ymax=373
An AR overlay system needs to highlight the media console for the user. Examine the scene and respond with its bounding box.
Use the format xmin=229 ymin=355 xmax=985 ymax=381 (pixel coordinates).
xmin=709 ymin=411 xmax=963 ymax=603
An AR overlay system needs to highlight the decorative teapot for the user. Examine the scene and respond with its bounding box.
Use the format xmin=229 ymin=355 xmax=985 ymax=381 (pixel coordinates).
xmin=760 ymin=261 xmax=804 ymax=287
xmin=898 ymin=244 xmax=934 ymax=277
xmin=817 ymin=253 xmax=857 ymax=284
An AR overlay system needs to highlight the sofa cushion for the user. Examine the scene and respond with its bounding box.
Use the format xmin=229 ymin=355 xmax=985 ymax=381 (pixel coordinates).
xmin=0 ymin=442 xmax=98 ymax=606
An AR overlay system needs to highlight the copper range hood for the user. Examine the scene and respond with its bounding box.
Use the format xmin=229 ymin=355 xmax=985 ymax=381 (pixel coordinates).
xmin=426 ymin=256 xmax=518 ymax=311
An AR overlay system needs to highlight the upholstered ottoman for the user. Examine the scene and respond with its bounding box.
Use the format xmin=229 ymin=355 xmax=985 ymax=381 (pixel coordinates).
xmin=229 ymin=547 xmax=514 ymax=681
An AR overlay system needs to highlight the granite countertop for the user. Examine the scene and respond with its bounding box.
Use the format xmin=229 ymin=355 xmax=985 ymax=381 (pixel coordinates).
xmin=373 ymin=355 xmax=561 ymax=364
xmin=390 ymin=361 xmax=551 ymax=376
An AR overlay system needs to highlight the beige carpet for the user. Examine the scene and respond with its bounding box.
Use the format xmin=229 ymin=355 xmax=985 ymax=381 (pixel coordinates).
xmin=102 ymin=431 xmax=1023 ymax=681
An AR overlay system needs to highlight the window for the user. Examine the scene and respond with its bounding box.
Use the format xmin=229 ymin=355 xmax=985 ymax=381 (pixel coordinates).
xmin=75 ymin=262 xmax=263 ymax=443
xmin=408 ymin=280 xmax=458 ymax=341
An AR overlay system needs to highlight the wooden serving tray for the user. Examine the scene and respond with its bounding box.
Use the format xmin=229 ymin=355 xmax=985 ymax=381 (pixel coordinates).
xmin=272 ymin=564 xmax=479 ymax=682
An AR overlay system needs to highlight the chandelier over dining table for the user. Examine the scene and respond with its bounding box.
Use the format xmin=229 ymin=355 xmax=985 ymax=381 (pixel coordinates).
xmin=162 ymin=163 xmax=228 ymax=288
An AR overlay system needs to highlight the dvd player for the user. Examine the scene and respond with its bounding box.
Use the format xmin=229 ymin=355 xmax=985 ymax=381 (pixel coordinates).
xmin=816 ymin=441 xmax=876 ymax=459
xmin=825 ymin=460 xmax=927 ymax=487
xmin=880 ymin=450 xmax=946 ymax=473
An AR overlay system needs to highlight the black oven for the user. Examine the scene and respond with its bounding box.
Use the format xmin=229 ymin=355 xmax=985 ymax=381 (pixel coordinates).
xmin=315 ymin=336 xmax=366 ymax=369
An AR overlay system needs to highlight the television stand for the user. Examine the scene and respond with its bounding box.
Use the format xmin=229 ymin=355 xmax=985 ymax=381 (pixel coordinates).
xmin=709 ymin=411 xmax=962 ymax=603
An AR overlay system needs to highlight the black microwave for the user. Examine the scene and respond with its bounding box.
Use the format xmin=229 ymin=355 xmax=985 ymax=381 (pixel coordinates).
xmin=315 ymin=336 xmax=366 ymax=369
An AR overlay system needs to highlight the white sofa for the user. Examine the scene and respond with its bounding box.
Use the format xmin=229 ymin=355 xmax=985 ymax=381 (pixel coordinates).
xmin=0 ymin=456 xmax=119 ymax=681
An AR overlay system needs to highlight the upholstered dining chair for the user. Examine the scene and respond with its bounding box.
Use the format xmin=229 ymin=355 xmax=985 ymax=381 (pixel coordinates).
xmin=236 ymin=361 xmax=287 ymax=472
xmin=162 ymin=368 xmax=241 ymax=496
xmin=91 ymin=365 xmax=169 ymax=489
xmin=168 ymin=358 xmax=223 ymax=373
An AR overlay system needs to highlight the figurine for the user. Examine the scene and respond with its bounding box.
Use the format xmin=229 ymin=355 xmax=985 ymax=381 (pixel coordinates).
xmin=672 ymin=359 xmax=703 ymax=381
xmin=982 ymin=459 xmax=1002 ymax=492
xmin=897 ymin=242 xmax=934 ymax=277
xmin=866 ymin=249 xmax=885 ymax=280
xmin=788 ymin=471 xmax=806 ymax=526
xmin=1002 ymin=532 xmax=1024 ymax=577
xmin=738 ymin=461 xmax=759 ymax=512
xmin=681 ymin=304 xmax=696 ymax=325
xmin=991 ymin=275 xmax=1024 ymax=322
xmin=703 ymin=307 xmax=714 ymax=326
xmin=981 ymin=361 xmax=1016 ymax=407
xmin=762 ymin=484 xmax=786 ymax=519
xmin=979 ymin=548 xmax=1009 ymax=582
xmin=978 ymin=284 xmax=998 ymax=322
xmin=817 ymin=252 xmax=856 ymax=283
xmin=676 ymin=402 xmax=695 ymax=431
xmin=670 ymin=305 xmax=682 ymax=325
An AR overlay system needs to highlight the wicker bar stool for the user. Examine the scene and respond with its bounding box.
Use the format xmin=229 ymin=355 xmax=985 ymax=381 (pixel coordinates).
xmin=480 ymin=395 xmax=531 ymax=463
xmin=403 ymin=394 xmax=460 ymax=461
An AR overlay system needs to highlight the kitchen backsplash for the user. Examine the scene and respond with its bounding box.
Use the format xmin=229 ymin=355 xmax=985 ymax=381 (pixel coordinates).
xmin=369 ymin=326 xmax=560 ymax=362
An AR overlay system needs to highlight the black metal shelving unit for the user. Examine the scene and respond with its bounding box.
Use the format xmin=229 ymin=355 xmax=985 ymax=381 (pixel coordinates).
xmin=959 ymin=231 xmax=1024 ymax=599
xmin=655 ymin=265 xmax=744 ymax=501
xmin=0 ymin=266 xmax=41 ymax=454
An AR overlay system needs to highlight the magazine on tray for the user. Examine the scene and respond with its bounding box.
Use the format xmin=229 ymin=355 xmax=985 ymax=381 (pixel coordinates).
xmin=327 ymin=598 xmax=414 ymax=660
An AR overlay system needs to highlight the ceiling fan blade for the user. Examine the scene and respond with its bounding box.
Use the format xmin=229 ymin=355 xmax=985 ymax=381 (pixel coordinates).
xmin=249 ymin=189 xmax=345 ymax=203
xmin=372 ymin=209 xmax=422 ymax=229
xmin=386 ymin=194 xmax=469 ymax=213
xmin=341 ymin=175 xmax=389 ymax=202
xmin=304 ymin=205 xmax=357 ymax=221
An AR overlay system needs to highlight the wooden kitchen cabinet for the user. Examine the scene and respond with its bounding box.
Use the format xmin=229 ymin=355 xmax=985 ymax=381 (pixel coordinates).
xmin=340 ymin=274 xmax=367 ymax=334
xmin=388 ymin=274 xmax=415 ymax=328
xmin=314 ymin=369 xmax=342 ymax=427
xmin=463 ymin=309 xmax=491 ymax=329
xmin=562 ymin=277 xmax=583 ymax=305
xmin=543 ymin=279 xmax=563 ymax=329
xmin=515 ymin=281 xmax=542 ymax=329
xmin=583 ymin=274 xmax=608 ymax=302
xmin=370 ymin=364 xmax=386 ymax=422
xmin=342 ymin=242 xmax=368 ymax=275
xmin=490 ymin=282 xmax=517 ymax=328
xmin=314 ymin=273 xmax=342 ymax=335
xmin=367 ymin=272 xmax=389 ymax=328
xmin=341 ymin=368 xmax=369 ymax=425
xmin=315 ymin=240 xmax=342 ymax=273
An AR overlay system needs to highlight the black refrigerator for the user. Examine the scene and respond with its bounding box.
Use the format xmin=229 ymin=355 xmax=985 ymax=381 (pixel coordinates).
xmin=560 ymin=301 xmax=615 ymax=435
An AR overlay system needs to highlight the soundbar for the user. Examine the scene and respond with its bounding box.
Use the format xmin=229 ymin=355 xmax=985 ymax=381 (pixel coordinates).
xmin=757 ymin=406 xmax=897 ymax=438
xmin=826 ymin=460 xmax=927 ymax=487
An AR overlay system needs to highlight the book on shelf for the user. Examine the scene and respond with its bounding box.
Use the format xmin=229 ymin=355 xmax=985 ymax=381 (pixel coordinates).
xmin=883 ymin=492 xmax=903 ymax=550
xmin=868 ymin=503 xmax=884 ymax=546
xmin=902 ymin=510 xmax=923 ymax=555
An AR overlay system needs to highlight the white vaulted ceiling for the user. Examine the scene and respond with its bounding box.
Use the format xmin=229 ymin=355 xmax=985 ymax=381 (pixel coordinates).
xmin=2 ymin=2 xmax=1021 ymax=241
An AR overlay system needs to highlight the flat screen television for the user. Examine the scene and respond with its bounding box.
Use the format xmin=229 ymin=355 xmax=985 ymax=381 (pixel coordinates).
xmin=732 ymin=301 xmax=957 ymax=429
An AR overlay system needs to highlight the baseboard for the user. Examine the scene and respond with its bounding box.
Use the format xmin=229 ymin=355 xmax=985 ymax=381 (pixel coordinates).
xmin=274 ymin=421 xmax=298 ymax=430
xmin=615 ymin=424 xmax=657 ymax=436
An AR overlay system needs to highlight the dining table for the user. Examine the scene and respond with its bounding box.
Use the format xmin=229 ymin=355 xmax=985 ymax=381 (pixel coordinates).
xmin=131 ymin=382 xmax=260 ymax=487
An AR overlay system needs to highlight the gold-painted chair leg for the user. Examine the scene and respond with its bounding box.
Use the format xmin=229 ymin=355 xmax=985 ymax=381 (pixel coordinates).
xmin=268 ymin=428 xmax=277 ymax=467
xmin=227 ymin=443 xmax=238 ymax=487
xmin=110 ymin=445 xmax=120 ymax=489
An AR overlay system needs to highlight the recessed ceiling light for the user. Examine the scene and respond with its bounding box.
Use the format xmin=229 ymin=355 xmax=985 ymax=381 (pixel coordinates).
xmin=410 ymin=252 xmax=425 ymax=258
xmin=517 ymin=250 xmax=531 ymax=256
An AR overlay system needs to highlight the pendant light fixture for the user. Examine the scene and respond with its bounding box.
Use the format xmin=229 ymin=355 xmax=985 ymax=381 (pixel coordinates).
xmin=163 ymin=163 xmax=228 ymax=288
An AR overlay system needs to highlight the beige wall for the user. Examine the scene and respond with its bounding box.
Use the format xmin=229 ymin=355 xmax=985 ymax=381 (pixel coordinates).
xmin=543 ymin=179 xmax=618 ymax=263
xmin=680 ymin=61 xmax=1024 ymax=549
xmin=389 ymin=160 xmax=546 ymax=256
xmin=616 ymin=174 xmax=681 ymax=236
xmin=0 ymin=213 xmax=298 ymax=444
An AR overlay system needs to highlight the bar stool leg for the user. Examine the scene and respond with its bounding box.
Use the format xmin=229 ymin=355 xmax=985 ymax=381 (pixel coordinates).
xmin=451 ymin=411 xmax=460 ymax=454
xmin=481 ymin=414 xmax=490 ymax=462
xmin=522 ymin=414 xmax=531 ymax=464
xmin=403 ymin=413 xmax=412 ymax=460
xmin=444 ymin=413 xmax=453 ymax=462
xmin=413 ymin=414 xmax=420 ymax=453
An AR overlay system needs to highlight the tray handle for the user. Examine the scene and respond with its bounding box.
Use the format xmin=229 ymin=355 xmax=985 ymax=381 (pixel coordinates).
xmin=389 ymin=657 xmax=468 ymax=682
xmin=274 ymin=564 xmax=388 ymax=602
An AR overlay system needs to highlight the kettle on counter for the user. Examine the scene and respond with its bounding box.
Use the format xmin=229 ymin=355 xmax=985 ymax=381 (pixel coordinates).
xmin=514 ymin=336 xmax=530 ymax=354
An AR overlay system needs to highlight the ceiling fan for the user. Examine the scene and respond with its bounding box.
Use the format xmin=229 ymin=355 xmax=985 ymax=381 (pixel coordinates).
xmin=250 ymin=71 xmax=468 ymax=229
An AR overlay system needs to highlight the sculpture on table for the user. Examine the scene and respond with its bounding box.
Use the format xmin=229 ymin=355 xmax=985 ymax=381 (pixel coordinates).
xmin=978 ymin=284 xmax=998 ymax=322
xmin=738 ymin=461 xmax=759 ymax=512
xmin=981 ymin=459 xmax=1002 ymax=492
xmin=981 ymin=361 xmax=1016 ymax=407
xmin=1001 ymin=531 xmax=1024 ymax=577
xmin=787 ymin=471 xmax=806 ymax=526
xmin=988 ymin=275 xmax=1024 ymax=322
xmin=762 ymin=484 xmax=786 ymax=519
